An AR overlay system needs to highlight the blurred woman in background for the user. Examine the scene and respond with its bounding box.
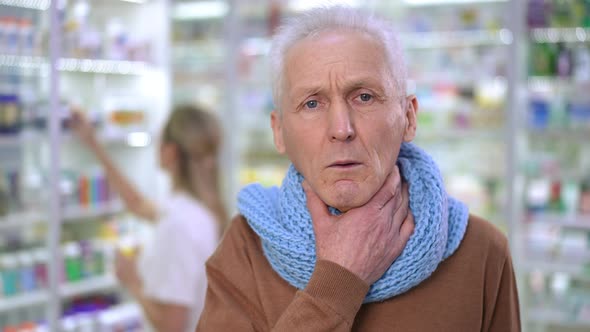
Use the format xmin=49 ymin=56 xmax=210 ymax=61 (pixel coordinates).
xmin=71 ymin=104 xmax=226 ymax=332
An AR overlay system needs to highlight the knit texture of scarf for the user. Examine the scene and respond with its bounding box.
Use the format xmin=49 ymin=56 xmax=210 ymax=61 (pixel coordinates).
xmin=237 ymin=142 xmax=469 ymax=303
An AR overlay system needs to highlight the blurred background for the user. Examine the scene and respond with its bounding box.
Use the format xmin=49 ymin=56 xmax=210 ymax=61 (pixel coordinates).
xmin=0 ymin=0 xmax=588 ymax=331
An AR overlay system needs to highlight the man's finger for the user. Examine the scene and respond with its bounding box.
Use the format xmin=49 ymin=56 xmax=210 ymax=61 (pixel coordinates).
xmin=302 ymin=180 xmax=332 ymax=233
xmin=399 ymin=212 xmax=415 ymax=241
xmin=371 ymin=166 xmax=401 ymax=210
xmin=393 ymin=182 xmax=409 ymax=224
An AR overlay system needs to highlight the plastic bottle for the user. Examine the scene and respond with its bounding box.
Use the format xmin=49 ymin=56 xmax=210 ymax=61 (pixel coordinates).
xmin=0 ymin=174 xmax=10 ymax=216
xmin=0 ymin=17 xmax=7 ymax=53
xmin=78 ymin=175 xmax=90 ymax=207
xmin=92 ymin=240 xmax=105 ymax=276
xmin=60 ymin=315 xmax=78 ymax=332
xmin=0 ymin=254 xmax=20 ymax=296
xmin=18 ymin=18 xmax=34 ymax=56
xmin=548 ymin=181 xmax=566 ymax=213
xmin=32 ymin=249 xmax=48 ymax=289
xmin=573 ymin=45 xmax=590 ymax=82
xmin=17 ymin=251 xmax=36 ymax=292
xmin=551 ymin=0 xmax=574 ymax=28
xmin=556 ymin=43 xmax=572 ymax=78
xmin=0 ymin=93 xmax=22 ymax=135
xmin=562 ymin=180 xmax=580 ymax=216
xmin=580 ymin=181 xmax=590 ymax=214
xmin=63 ymin=243 xmax=82 ymax=282
xmin=17 ymin=321 xmax=37 ymax=332
xmin=90 ymin=173 xmax=100 ymax=205
xmin=527 ymin=0 xmax=549 ymax=28
xmin=79 ymin=240 xmax=95 ymax=278
xmin=5 ymin=16 xmax=19 ymax=55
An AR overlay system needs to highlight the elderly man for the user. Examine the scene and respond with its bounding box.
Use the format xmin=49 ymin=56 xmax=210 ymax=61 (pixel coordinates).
xmin=198 ymin=6 xmax=520 ymax=332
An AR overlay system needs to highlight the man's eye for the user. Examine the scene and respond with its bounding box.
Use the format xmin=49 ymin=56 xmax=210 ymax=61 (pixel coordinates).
xmin=359 ymin=93 xmax=372 ymax=102
xmin=305 ymin=100 xmax=318 ymax=109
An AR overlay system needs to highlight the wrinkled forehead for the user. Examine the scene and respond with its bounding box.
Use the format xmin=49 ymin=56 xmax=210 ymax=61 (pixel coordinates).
xmin=283 ymin=29 xmax=394 ymax=94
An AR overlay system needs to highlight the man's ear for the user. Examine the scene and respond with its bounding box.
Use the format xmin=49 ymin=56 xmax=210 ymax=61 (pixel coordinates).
xmin=403 ymin=95 xmax=419 ymax=142
xmin=270 ymin=110 xmax=286 ymax=154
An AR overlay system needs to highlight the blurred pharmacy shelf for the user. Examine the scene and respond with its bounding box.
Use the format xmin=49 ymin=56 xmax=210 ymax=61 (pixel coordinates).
xmin=0 ymin=0 xmax=146 ymax=11
xmin=402 ymin=29 xmax=513 ymax=49
xmin=0 ymin=289 xmax=48 ymax=313
xmin=530 ymin=27 xmax=590 ymax=44
xmin=60 ymin=130 xmax=153 ymax=147
xmin=528 ymin=307 xmax=590 ymax=328
xmin=522 ymin=259 xmax=590 ymax=279
xmin=0 ymin=55 xmax=151 ymax=75
xmin=403 ymin=0 xmax=509 ymax=6
xmin=63 ymin=200 xmax=125 ymax=222
xmin=0 ymin=200 xmax=125 ymax=230
xmin=0 ymin=0 xmax=49 ymax=10
xmin=0 ymin=131 xmax=38 ymax=148
xmin=529 ymin=214 xmax=590 ymax=230
xmin=0 ymin=129 xmax=153 ymax=149
xmin=0 ymin=211 xmax=44 ymax=230
xmin=0 ymin=274 xmax=119 ymax=314
xmin=60 ymin=274 xmax=118 ymax=299
xmin=0 ymin=0 xmax=169 ymax=329
xmin=527 ymin=128 xmax=590 ymax=141
xmin=415 ymin=128 xmax=505 ymax=141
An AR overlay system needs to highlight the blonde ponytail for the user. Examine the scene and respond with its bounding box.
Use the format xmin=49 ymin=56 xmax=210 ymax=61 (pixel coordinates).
xmin=162 ymin=105 xmax=228 ymax=233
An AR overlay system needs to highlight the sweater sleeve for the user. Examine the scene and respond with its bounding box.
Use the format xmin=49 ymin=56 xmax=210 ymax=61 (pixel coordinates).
xmin=271 ymin=260 xmax=369 ymax=331
xmin=197 ymin=217 xmax=369 ymax=332
xmin=484 ymin=238 xmax=522 ymax=332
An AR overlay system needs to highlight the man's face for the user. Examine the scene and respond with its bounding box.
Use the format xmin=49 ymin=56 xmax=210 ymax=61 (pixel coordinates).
xmin=271 ymin=29 xmax=418 ymax=212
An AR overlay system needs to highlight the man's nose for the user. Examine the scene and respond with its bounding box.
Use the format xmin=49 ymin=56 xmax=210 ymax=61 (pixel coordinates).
xmin=328 ymin=100 xmax=356 ymax=142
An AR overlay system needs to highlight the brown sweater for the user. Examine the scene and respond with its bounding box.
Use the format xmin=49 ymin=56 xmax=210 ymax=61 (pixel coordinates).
xmin=197 ymin=215 xmax=521 ymax=332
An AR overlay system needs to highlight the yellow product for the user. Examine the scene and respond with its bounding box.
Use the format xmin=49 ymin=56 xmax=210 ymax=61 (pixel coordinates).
xmin=109 ymin=110 xmax=145 ymax=127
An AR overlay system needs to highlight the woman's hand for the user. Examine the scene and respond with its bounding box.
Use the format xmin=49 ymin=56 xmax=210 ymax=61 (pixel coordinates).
xmin=70 ymin=107 xmax=98 ymax=148
xmin=114 ymin=250 xmax=142 ymax=293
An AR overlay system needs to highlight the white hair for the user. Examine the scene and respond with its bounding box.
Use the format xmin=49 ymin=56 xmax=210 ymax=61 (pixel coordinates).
xmin=269 ymin=6 xmax=408 ymax=111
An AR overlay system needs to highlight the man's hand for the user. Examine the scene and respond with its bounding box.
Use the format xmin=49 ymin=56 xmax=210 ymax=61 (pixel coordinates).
xmin=303 ymin=167 xmax=415 ymax=285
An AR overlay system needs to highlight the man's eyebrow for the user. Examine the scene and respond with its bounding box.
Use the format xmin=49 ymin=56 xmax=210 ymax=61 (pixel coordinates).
xmin=290 ymin=85 xmax=323 ymax=100
xmin=343 ymin=79 xmax=387 ymax=93
xmin=290 ymin=79 xmax=385 ymax=98
xmin=345 ymin=80 xmax=375 ymax=90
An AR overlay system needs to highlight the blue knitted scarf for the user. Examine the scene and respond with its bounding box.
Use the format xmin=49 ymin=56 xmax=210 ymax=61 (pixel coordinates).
xmin=238 ymin=142 xmax=469 ymax=303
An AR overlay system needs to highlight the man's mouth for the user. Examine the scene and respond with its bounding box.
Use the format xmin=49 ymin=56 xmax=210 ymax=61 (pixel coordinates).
xmin=328 ymin=160 xmax=363 ymax=168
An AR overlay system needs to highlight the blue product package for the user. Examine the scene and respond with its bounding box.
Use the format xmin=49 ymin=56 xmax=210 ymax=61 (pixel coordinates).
xmin=568 ymin=102 xmax=590 ymax=125
xmin=529 ymin=99 xmax=550 ymax=129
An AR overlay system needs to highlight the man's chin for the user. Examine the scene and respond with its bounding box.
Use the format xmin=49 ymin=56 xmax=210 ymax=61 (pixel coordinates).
xmin=322 ymin=185 xmax=371 ymax=213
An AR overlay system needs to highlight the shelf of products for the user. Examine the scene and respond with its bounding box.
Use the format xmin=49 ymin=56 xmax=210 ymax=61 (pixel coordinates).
xmin=530 ymin=214 xmax=590 ymax=230
xmin=0 ymin=0 xmax=49 ymax=11
xmin=0 ymin=0 xmax=169 ymax=330
xmin=522 ymin=260 xmax=590 ymax=280
xmin=402 ymin=29 xmax=513 ymax=49
xmin=60 ymin=274 xmax=118 ymax=299
xmin=0 ymin=55 xmax=151 ymax=75
xmin=63 ymin=200 xmax=124 ymax=223
xmin=0 ymin=274 xmax=118 ymax=315
xmin=528 ymin=307 xmax=590 ymax=328
xmin=2 ymin=298 xmax=144 ymax=331
xmin=520 ymin=1 xmax=590 ymax=331
xmin=0 ymin=290 xmax=47 ymax=313
xmin=0 ymin=211 xmax=43 ymax=231
xmin=531 ymin=27 xmax=590 ymax=43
